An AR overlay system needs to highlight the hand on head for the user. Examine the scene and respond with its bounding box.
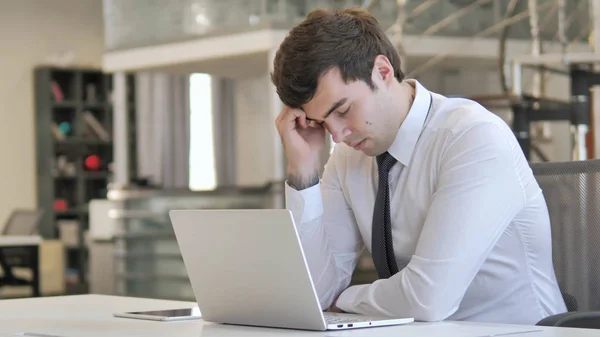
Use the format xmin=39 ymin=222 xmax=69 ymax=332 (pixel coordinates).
xmin=275 ymin=105 xmax=327 ymax=189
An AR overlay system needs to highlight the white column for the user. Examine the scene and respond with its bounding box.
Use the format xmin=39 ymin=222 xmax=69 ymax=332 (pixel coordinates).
xmin=592 ymin=0 xmax=600 ymax=158
xmin=234 ymin=72 xmax=280 ymax=187
xmin=134 ymin=72 xmax=155 ymax=183
xmin=112 ymin=72 xmax=129 ymax=187
xmin=527 ymin=0 xmax=541 ymax=98
xmin=268 ymin=49 xmax=285 ymax=209
xmin=211 ymin=77 xmax=237 ymax=187
xmin=268 ymin=48 xmax=285 ymax=183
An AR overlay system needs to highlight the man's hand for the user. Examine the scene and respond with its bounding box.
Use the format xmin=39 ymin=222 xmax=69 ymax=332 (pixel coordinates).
xmin=325 ymin=304 xmax=345 ymax=313
xmin=275 ymin=105 xmax=327 ymax=190
xmin=324 ymin=293 xmax=345 ymax=313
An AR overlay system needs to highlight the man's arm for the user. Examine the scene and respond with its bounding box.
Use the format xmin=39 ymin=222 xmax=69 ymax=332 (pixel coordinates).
xmin=335 ymin=122 xmax=527 ymax=321
xmin=285 ymin=146 xmax=363 ymax=310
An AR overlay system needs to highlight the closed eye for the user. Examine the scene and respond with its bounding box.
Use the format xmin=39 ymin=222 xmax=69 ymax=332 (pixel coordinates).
xmin=337 ymin=105 xmax=351 ymax=116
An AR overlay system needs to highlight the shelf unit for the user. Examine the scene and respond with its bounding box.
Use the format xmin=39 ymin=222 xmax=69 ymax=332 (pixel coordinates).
xmin=34 ymin=66 xmax=137 ymax=292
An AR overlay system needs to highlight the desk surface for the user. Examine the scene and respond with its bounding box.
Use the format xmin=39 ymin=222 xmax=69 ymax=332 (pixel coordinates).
xmin=0 ymin=294 xmax=597 ymax=337
xmin=0 ymin=236 xmax=41 ymax=247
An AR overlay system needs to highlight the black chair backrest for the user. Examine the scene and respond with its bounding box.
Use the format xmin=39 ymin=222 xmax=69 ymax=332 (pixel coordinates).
xmin=531 ymin=159 xmax=600 ymax=312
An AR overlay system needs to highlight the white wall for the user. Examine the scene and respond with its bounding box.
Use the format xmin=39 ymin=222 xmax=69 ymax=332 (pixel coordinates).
xmin=0 ymin=1 xmax=104 ymax=227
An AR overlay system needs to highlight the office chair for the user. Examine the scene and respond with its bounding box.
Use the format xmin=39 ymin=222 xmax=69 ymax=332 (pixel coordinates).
xmin=0 ymin=209 xmax=43 ymax=287
xmin=531 ymin=159 xmax=600 ymax=329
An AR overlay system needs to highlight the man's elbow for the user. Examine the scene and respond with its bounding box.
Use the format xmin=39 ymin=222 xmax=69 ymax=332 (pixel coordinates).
xmin=412 ymin=306 xmax=454 ymax=322
xmin=400 ymin=283 xmax=459 ymax=321
xmin=398 ymin=262 xmax=462 ymax=322
xmin=408 ymin=297 xmax=459 ymax=322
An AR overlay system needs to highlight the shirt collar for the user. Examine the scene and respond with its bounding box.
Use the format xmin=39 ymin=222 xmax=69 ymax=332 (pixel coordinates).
xmin=387 ymin=79 xmax=432 ymax=167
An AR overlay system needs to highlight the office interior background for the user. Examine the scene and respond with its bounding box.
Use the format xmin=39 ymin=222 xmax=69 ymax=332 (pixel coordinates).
xmin=1 ymin=0 xmax=600 ymax=312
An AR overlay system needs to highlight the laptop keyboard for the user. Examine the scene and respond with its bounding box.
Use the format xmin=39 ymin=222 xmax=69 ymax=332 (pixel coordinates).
xmin=323 ymin=312 xmax=369 ymax=323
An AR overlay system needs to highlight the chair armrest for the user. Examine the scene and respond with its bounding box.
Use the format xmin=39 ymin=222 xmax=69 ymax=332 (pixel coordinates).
xmin=537 ymin=311 xmax=600 ymax=329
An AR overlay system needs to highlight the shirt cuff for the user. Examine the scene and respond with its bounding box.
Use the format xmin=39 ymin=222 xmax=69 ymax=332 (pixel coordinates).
xmin=336 ymin=284 xmax=366 ymax=313
xmin=284 ymin=180 xmax=324 ymax=225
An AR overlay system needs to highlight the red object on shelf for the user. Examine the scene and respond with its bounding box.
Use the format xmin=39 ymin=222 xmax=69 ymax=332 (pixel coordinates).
xmin=85 ymin=155 xmax=101 ymax=171
xmin=54 ymin=199 xmax=68 ymax=211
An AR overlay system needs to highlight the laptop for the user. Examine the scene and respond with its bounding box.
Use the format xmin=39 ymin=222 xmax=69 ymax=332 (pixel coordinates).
xmin=168 ymin=209 xmax=414 ymax=331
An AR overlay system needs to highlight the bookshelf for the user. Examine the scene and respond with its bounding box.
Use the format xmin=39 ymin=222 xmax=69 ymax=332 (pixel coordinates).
xmin=34 ymin=66 xmax=136 ymax=292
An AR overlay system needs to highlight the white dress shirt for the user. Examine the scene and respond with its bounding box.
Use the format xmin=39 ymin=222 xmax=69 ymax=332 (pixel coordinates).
xmin=285 ymin=79 xmax=567 ymax=324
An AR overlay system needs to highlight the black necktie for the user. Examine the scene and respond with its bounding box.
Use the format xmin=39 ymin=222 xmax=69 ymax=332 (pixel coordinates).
xmin=371 ymin=151 xmax=399 ymax=279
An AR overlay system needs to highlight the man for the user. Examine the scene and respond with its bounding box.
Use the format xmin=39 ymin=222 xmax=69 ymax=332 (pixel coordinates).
xmin=271 ymin=8 xmax=567 ymax=324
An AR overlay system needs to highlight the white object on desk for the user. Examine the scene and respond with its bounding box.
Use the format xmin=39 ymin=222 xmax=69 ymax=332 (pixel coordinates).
xmin=113 ymin=307 xmax=201 ymax=321
xmin=0 ymin=294 xmax=595 ymax=337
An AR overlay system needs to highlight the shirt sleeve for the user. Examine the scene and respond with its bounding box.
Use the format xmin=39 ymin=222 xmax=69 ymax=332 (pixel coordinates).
xmin=335 ymin=122 xmax=527 ymax=321
xmin=284 ymin=146 xmax=364 ymax=310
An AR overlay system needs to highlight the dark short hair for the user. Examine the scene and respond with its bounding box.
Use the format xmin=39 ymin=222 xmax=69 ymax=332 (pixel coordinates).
xmin=271 ymin=8 xmax=404 ymax=108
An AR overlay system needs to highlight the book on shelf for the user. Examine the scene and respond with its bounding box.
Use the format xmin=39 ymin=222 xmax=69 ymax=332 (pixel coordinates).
xmin=50 ymin=81 xmax=64 ymax=102
xmin=82 ymin=111 xmax=110 ymax=141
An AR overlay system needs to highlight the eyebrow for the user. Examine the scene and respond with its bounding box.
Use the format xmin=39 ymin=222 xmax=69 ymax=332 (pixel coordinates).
xmin=305 ymin=98 xmax=348 ymax=124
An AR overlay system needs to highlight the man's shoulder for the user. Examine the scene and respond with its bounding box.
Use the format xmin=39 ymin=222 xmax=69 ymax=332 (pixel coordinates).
xmin=429 ymin=93 xmax=512 ymax=137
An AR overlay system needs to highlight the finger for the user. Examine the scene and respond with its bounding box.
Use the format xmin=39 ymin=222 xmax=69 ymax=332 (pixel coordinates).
xmin=275 ymin=107 xmax=293 ymax=133
xmin=290 ymin=109 xmax=307 ymax=128
xmin=279 ymin=107 xmax=306 ymax=130
xmin=275 ymin=105 xmax=289 ymax=124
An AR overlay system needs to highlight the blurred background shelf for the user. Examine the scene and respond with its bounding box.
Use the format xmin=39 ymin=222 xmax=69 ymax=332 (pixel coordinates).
xmin=34 ymin=66 xmax=137 ymax=294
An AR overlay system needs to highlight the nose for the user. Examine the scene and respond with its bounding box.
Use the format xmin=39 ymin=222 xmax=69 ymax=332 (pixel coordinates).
xmin=329 ymin=124 xmax=351 ymax=144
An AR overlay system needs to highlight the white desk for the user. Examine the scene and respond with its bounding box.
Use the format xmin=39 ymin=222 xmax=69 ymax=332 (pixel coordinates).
xmin=0 ymin=294 xmax=597 ymax=337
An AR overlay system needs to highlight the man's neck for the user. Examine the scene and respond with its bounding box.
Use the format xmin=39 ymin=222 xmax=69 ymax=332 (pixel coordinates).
xmin=394 ymin=80 xmax=416 ymax=127
xmin=403 ymin=80 xmax=416 ymax=107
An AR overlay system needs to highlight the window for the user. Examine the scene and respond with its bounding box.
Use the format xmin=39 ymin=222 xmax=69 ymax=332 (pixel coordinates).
xmin=188 ymin=73 xmax=216 ymax=191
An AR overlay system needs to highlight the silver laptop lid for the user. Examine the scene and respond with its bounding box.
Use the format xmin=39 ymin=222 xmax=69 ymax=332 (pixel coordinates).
xmin=169 ymin=209 xmax=327 ymax=331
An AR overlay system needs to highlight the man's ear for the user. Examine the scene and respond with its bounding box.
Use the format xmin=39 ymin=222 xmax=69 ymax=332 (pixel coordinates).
xmin=371 ymin=55 xmax=394 ymax=87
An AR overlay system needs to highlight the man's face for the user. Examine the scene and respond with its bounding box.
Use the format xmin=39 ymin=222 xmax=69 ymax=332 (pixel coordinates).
xmin=301 ymin=66 xmax=398 ymax=157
